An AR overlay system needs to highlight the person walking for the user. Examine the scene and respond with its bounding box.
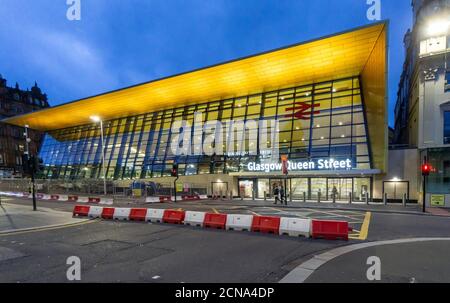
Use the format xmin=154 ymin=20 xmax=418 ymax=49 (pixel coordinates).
xmin=280 ymin=185 xmax=286 ymax=205
xmin=273 ymin=184 xmax=280 ymax=205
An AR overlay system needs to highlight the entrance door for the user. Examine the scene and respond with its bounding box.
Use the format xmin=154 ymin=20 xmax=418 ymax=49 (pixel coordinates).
xmin=384 ymin=181 xmax=409 ymax=203
xmin=239 ymin=180 xmax=254 ymax=199
xmin=291 ymin=178 xmax=308 ymax=200
xmin=328 ymin=178 xmax=353 ymax=202
xmin=212 ymin=182 xmax=228 ymax=197
xmin=311 ymin=178 xmax=327 ymax=201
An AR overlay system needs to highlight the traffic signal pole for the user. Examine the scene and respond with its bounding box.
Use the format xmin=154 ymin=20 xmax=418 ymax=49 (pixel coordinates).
xmin=24 ymin=125 xmax=37 ymax=211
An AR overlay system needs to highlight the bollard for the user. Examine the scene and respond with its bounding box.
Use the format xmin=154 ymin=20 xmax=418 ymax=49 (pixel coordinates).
xmin=229 ymin=191 xmax=233 ymax=201
xmin=317 ymin=192 xmax=321 ymax=203
xmin=402 ymin=193 xmax=407 ymax=207
xmin=365 ymin=192 xmax=369 ymax=205
xmin=303 ymin=192 xmax=306 ymax=203
xmin=290 ymin=192 xmax=293 ymax=203
xmin=383 ymin=193 xmax=388 ymax=205
xmin=349 ymin=192 xmax=352 ymax=204
xmin=264 ymin=191 xmax=267 ymax=201
xmin=332 ymin=194 xmax=336 ymax=204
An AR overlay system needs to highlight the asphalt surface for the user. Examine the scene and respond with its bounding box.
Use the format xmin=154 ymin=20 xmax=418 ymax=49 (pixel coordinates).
xmin=306 ymin=240 xmax=450 ymax=283
xmin=1 ymin=196 xmax=450 ymax=282
xmin=0 ymin=218 xmax=339 ymax=283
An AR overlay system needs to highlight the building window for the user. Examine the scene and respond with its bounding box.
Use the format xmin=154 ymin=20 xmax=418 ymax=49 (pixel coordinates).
xmin=446 ymin=72 xmax=450 ymax=92
xmin=444 ymin=111 xmax=450 ymax=144
xmin=0 ymin=154 xmax=4 ymax=165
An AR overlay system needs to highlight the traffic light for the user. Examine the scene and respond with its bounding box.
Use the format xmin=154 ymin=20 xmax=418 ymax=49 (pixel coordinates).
xmin=171 ymin=163 xmax=179 ymax=177
xmin=421 ymin=163 xmax=432 ymax=176
xmin=21 ymin=154 xmax=32 ymax=175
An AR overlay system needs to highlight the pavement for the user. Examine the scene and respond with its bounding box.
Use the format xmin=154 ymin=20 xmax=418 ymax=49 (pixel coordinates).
xmin=1 ymin=195 xmax=450 ymax=282
xmin=303 ymin=239 xmax=450 ymax=283
xmin=0 ymin=202 xmax=89 ymax=234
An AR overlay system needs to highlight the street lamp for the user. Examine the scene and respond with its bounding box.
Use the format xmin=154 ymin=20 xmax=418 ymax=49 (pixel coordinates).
xmin=90 ymin=115 xmax=107 ymax=196
xmin=426 ymin=19 xmax=450 ymax=36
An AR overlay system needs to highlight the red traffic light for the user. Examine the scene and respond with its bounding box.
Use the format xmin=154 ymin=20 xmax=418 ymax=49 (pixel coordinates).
xmin=421 ymin=164 xmax=432 ymax=176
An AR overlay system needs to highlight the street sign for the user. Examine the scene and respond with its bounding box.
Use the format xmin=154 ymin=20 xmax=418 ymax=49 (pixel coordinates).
xmin=430 ymin=194 xmax=445 ymax=207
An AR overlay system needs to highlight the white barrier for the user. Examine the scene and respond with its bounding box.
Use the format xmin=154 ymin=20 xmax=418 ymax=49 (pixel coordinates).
xmin=58 ymin=195 xmax=69 ymax=202
xmin=184 ymin=211 xmax=206 ymax=227
xmin=279 ymin=217 xmax=311 ymax=238
xmin=77 ymin=197 xmax=89 ymax=203
xmin=113 ymin=208 xmax=131 ymax=221
xmin=88 ymin=206 xmax=103 ymax=219
xmin=199 ymin=195 xmax=208 ymax=200
xmin=99 ymin=198 xmax=114 ymax=205
xmin=42 ymin=194 xmax=51 ymax=200
xmin=145 ymin=209 xmax=165 ymax=223
xmin=226 ymin=214 xmax=253 ymax=232
xmin=145 ymin=197 xmax=160 ymax=203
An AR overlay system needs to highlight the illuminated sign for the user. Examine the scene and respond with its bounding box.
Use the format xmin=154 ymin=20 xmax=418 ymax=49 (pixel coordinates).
xmin=247 ymin=158 xmax=353 ymax=173
xmin=285 ymin=101 xmax=320 ymax=120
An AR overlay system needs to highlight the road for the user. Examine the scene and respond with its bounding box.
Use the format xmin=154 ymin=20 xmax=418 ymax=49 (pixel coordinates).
xmin=1 ymin=196 xmax=450 ymax=283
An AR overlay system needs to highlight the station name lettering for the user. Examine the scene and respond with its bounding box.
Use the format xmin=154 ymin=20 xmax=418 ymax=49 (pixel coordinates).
xmin=247 ymin=159 xmax=352 ymax=173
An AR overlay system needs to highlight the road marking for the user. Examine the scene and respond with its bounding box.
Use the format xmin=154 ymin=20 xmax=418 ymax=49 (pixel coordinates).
xmin=211 ymin=208 xmax=219 ymax=214
xmin=279 ymin=237 xmax=450 ymax=283
xmin=264 ymin=207 xmax=309 ymax=219
xmin=0 ymin=219 xmax=97 ymax=237
xmin=249 ymin=211 xmax=260 ymax=216
xmin=358 ymin=212 xmax=371 ymax=240
xmin=308 ymin=209 xmax=362 ymax=220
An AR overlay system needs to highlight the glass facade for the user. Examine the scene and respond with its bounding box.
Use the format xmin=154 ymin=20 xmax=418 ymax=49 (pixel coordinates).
xmin=39 ymin=76 xmax=372 ymax=180
xmin=444 ymin=111 xmax=450 ymax=145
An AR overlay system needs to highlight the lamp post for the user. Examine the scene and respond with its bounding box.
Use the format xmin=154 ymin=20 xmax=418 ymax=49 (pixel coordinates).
xmin=90 ymin=116 xmax=107 ymax=196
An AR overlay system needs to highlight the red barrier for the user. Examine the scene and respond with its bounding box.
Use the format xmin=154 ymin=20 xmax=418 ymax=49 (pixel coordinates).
xmin=22 ymin=192 xmax=30 ymax=198
xmin=101 ymin=207 xmax=115 ymax=220
xmin=129 ymin=208 xmax=148 ymax=221
xmin=163 ymin=210 xmax=185 ymax=224
xmin=68 ymin=195 xmax=78 ymax=202
xmin=89 ymin=197 xmax=101 ymax=203
xmin=50 ymin=195 xmax=59 ymax=201
xmin=311 ymin=220 xmax=349 ymax=241
xmin=251 ymin=216 xmax=281 ymax=234
xmin=73 ymin=205 xmax=90 ymax=217
xmin=159 ymin=196 xmax=172 ymax=203
xmin=181 ymin=195 xmax=200 ymax=201
xmin=204 ymin=213 xmax=227 ymax=229
xmin=36 ymin=193 xmax=44 ymax=199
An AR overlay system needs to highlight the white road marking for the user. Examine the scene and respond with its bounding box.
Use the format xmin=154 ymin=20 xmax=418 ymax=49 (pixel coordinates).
xmin=279 ymin=237 xmax=450 ymax=283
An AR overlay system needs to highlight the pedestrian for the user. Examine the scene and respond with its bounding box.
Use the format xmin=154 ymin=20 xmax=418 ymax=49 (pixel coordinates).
xmin=280 ymin=185 xmax=286 ymax=205
xmin=273 ymin=185 xmax=280 ymax=204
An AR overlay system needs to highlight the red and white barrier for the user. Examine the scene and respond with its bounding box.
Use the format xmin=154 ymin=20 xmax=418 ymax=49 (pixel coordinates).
xmin=146 ymin=209 xmax=165 ymax=223
xmin=226 ymin=214 xmax=253 ymax=232
xmin=71 ymin=205 xmax=350 ymax=241
xmin=184 ymin=211 xmax=206 ymax=227
xmin=279 ymin=218 xmax=311 ymax=238
xmin=88 ymin=206 xmax=103 ymax=219
xmin=113 ymin=208 xmax=131 ymax=221
xmin=58 ymin=195 xmax=69 ymax=202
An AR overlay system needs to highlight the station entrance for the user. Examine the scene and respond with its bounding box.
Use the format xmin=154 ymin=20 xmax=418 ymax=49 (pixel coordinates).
xmin=239 ymin=177 xmax=372 ymax=203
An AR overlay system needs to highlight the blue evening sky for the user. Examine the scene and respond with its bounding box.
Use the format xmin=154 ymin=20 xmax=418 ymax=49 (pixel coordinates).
xmin=0 ymin=0 xmax=412 ymax=127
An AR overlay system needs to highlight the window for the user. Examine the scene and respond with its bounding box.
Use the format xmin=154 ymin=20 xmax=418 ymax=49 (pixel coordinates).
xmin=446 ymin=71 xmax=450 ymax=92
xmin=445 ymin=111 xmax=450 ymax=144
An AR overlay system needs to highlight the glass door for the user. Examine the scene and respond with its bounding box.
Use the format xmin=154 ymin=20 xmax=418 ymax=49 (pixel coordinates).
xmin=239 ymin=180 xmax=254 ymax=199
xmin=328 ymin=178 xmax=353 ymax=202
xmin=311 ymin=178 xmax=327 ymax=201
xmin=291 ymin=178 xmax=309 ymax=200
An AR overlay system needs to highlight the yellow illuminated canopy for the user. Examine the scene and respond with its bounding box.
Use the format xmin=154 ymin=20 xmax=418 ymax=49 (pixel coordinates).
xmin=3 ymin=22 xmax=387 ymax=131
